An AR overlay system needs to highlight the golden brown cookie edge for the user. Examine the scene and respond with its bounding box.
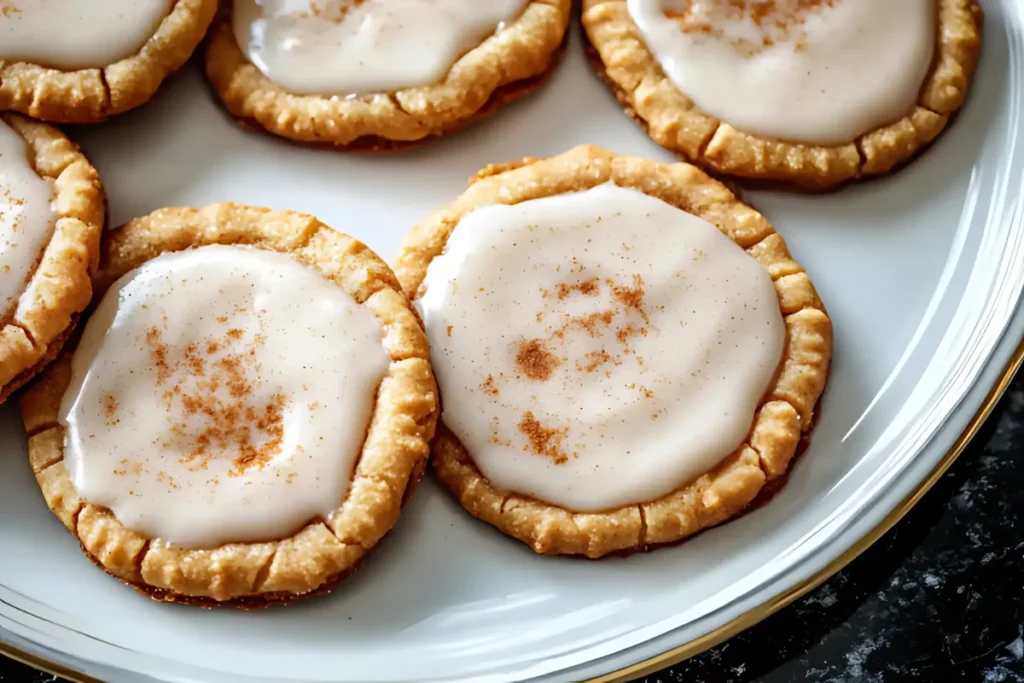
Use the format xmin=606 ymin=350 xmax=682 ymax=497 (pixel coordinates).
xmin=0 ymin=0 xmax=217 ymax=123
xmin=0 ymin=113 xmax=104 ymax=404
xmin=89 ymin=454 xmax=429 ymax=609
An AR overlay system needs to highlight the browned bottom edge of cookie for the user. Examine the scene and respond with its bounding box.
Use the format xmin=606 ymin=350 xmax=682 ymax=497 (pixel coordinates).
xmin=109 ymin=555 xmax=367 ymax=610
xmin=227 ymin=38 xmax=567 ymax=153
xmin=0 ymin=317 xmax=79 ymax=406
xmin=88 ymin=452 xmax=430 ymax=609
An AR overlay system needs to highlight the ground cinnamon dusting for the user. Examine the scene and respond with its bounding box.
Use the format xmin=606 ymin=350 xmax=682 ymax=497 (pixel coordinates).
xmin=144 ymin=323 xmax=288 ymax=477
xmin=666 ymin=0 xmax=836 ymax=56
xmin=578 ymin=349 xmax=613 ymax=373
xmin=518 ymin=411 xmax=569 ymax=465
xmin=145 ymin=326 xmax=171 ymax=384
xmin=609 ymin=274 xmax=649 ymax=322
xmin=558 ymin=310 xmax=615 ymax=338
xmin=112 ymin=459 xmax=142 ymax=478
xmin=516 ymin=338 xmax=560 ymax=381
xmin=183 ymin=343 xmax=206 ymax=376
xmin=305 ymin=0 xmax=366 ymax=21
xmin=556 ymin=278 xmax=600 ymax=300
xmin=1 ymin=184 xmax=28 ymax=235
xmin=616 ymin=323 xmax=648 ymax=347
xmin=102 ymin=394 xmax=119 ymax=426
xmin=527 ymin=273 xmax=652 ymax=374
xmin=489 ymin=417 xmax=512 ymax=447
xmin=481 ymin=374 xmax=499 ymax=396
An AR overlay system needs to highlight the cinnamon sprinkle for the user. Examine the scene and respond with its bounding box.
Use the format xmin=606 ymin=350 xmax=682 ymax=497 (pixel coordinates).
xmin=112 ymin=459 xmax=142 ymax=478
xmin=666 ymin=0 xmax=836 ymax=57
xmin=102 ymin=393 xmax=119 ymax=426
xmin=557 ymin=310 xmax=615 ymax=338
xmin=616 ymin=323 xmax=648 ymax=346
xmin=578 ymin=349 xmax=614 ymax=373
xmin=516 ymin=338 xmax=560 ymax=381
xmin=481 ymin=374 xmax=499 ymax=396
xmin=144 ymin=324 xmax=288 ymax=477
xmin=183 ymin=342 xmax=206 ymax=376
xmin=525 ymin=272 xmax=653 ymax=376
xmin=609 ymin=274 xmax=648 ymax=322
xmin=556 ymin=277 xmax=600 ymax=299
xmin=518 ymin=411 xmax=569 ymax=465
xmin=145 ymin=326 xmax=171 ymax=384
xmin=305 ymin=0 xmax=366 ymax=21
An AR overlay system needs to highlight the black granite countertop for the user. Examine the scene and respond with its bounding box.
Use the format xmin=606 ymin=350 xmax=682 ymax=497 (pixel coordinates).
xmin=6 ymin=375 xmax=1024 ymax=683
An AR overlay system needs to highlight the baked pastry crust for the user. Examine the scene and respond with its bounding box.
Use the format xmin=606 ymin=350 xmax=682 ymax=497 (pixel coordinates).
xmin=0 ymin=0 xmax=216 ymax=124
xmin=0 ymin=113 xmax=104 ymax=404
xmin=205 ymin=0 xmax=571 ymax=149
xmin=581 ymin=0 xmax=983 ymax=190
xmin=396 ymin=145 xmax=832 ymax=558
xmin=19 ymin=203 xmax=439 ymax=606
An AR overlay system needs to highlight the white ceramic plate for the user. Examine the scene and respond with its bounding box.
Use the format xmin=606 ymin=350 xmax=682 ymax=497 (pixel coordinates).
xmin=2 ymin=2 xmax=1024 ymax=681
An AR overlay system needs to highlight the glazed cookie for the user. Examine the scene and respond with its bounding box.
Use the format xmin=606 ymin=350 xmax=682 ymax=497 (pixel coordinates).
xmin=206 ymin=0 xmax=571 ymax=149
xmin=0 ymin=0 xmax=216 ymax=123
xmin=20 ymin=204 xmax=437 ymax=606
xmin=0 ymin=113 xmax=103 ymax=404
xmin=582 ymin=0 xmax=983 ymax=190
xmin=396 ymin=146 xmax=831 ymax=558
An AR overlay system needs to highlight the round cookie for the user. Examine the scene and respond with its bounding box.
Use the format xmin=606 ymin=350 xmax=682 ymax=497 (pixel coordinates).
xmin=0 ymin=113 xmax=103 ymax=404
xmin=395 ymin=145 xmax=832 ymax=558
xmin=19 ymin=204 xmax=438 ymax=606
xmin=0 ymin=0 xmax=216 ymax=123
xmin=582 ymin=0 xmax=983 ymax=190
xmin=206 ymin=0 xmax=571 ymax=150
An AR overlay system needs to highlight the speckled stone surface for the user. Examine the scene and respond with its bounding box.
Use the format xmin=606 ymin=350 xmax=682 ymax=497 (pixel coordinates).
xmin=5 ymin=378 xmax=1024 ymax=683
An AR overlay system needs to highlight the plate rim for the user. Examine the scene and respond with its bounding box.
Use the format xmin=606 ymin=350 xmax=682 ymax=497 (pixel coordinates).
xmin=3 ymin=334 xmax=1022 ymax=683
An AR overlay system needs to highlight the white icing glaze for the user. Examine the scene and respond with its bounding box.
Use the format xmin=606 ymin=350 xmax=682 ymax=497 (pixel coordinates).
xmin=417 ymin=183 xmax=784 ymax=512
xmin=232 ymin=0 xmax=529 ymax=95
xmin=0 ymin=119 xmax=56 ymax=318
xmin=60 ymin=245 xmax=390 ymax=548
xmin=0 ymin=1 xmax=173 ymax=70
xmin=626 ymin=0 xmax=935 ymax=145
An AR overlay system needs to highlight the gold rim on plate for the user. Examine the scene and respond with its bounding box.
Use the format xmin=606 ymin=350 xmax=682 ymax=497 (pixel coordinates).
xmin=3 ymin=338 xmax=1023 ymax=683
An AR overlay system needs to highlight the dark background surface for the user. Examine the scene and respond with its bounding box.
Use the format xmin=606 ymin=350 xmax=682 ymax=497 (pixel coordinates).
xmin=5 ymin=374 xmax=1024 ymax=682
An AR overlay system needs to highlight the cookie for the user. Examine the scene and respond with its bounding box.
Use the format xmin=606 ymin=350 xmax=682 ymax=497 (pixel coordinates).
xmin=582 ymin=0 xmax=983 ymax=190
xmin=395 ymin=145 xmax=832 ymax=558
xmin=20 ymin=203 xmax=438 ymax=606
xmin=206 ymin=0 xmax=571 ymax=149
xmin=0 ymin=113 xmax=103 ymax=404
xmin=0 ymin=0 xmax=216 ymax=123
